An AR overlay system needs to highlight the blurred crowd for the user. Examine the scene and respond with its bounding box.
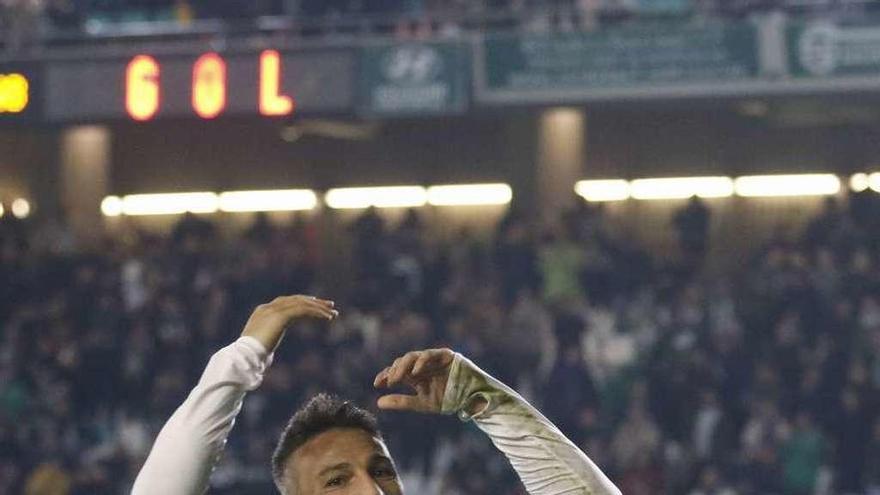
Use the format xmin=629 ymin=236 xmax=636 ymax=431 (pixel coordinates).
xmin=5 ymin=0 xmax=880 ymax=54
xmin=1 ymin=190 xmax=880 ymax=495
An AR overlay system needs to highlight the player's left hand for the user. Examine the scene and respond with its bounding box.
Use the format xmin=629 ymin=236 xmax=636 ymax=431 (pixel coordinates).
xmin=373 ymin=348 xmax=455 ymax=413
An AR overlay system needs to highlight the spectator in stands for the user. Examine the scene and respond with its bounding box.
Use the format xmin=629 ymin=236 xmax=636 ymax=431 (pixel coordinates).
xmin=612 ymin=391 xmax=664 ymax=494
xmin=834 ymin=387 xmax=872 ymax=493
xmin=805 ymin=196 xmax=848 ymax=250
xmin=576 ymin=0 xmax=602 ymax=30
xmin=538 ymin=222 xmax=585 ymax=306
xmin=866 ymin=418 xmax=880 ymax=493
xmin=172 ymin=0 xmax=193 ymax=25
xmin=22 ymin=461 xmax=72 ymax=495
xmin=691 ymin=390 xmax=732 ymax=463
xmin=688 ymin=465 xmax=737 ymax=495
xmin=780 ymin=411 xmax=826 ymax=495
xmin=297 ymin=0 xmax=351 ymax=18
xmin=43 ymin=0 xmax=80 ymax=30
xmin=673 ymin=195 xmax=710 ymax=263
xmin=2 ymin=0 xmax=43 ymax=53
xmin=545 ymin=346 xmax=600 ymax=445
xmin=494 ymin=211 xmax=539 ymax=305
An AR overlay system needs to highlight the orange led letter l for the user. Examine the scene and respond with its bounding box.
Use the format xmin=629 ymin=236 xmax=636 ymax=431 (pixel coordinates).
xmin=259 ymin=50 xmax=295 ymax=117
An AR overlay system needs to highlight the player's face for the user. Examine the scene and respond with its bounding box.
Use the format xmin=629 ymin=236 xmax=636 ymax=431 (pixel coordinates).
xmin=286 ymin=427 xmax=403 ymax=495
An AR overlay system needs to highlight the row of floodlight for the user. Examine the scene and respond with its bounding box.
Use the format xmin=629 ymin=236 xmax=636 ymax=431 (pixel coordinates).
xmin=574 ymin=174 xmax=845 ymax=202
xmin=97 ymin=174 xmax=880 ymax=216
xmin=0 ymin=173 xmax=865 ymax=219
xmin=0 ymin=198 xmax=31 ymax=219
xmin=100 ymin=183 xmax=514 ymax=216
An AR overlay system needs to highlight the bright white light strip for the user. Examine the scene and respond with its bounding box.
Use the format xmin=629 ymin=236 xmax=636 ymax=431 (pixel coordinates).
xmin=114 ymin=192 xmax=219 ymax=215
xmin=427 ymin=183 xmax=512 ymax=206
xmin=325 ymin=186 xmax=427 ymax=209
xmin=867 ymin=173 xmax=880 ymax=193
xmin=101 ymin=196 xmax=123 ymax=217
xmin=219 ymin=190 xmax=317 ymax=212
xmin=734 ymin=174 xmax=840 ymax=197
xmin=575 ymin=180 xmax=630 ymax=202
xmin=851 ymin=173 xmax=870 ymax=192
xmin=11 ymin=198 xmax=30 ymax=218
xmin=629 ymin=176 xmax=733 ymax=200
xmin=0 ymin=203 xmax=4 ymax=217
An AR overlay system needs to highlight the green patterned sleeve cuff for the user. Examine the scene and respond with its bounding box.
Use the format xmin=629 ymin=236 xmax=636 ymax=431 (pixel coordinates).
xmin=441 ymin=353 xmax=507 ymax=421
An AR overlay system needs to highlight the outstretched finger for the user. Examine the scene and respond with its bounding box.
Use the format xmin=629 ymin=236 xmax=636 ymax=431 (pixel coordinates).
xmin=386 ymin=352 xmax=421 ymax=387
xmin=276 ymin=295 xmax=335 ymax=310
xmin=302 ymin=297 xmax=336 ymax=312
xmin=283 ymin=298 xmax=337 ymax=320
xmin=301 ymin=303 xmax=337 ymax=320
xmin=377 ymin=394 xmax=424 ymax=412
xmin=413 ymin=348 xmax=454 ymax=376
xmin=411 ymin=350 xmax=440 ymax=376
xmin=373 ymin=367 xmax=392 ymax=388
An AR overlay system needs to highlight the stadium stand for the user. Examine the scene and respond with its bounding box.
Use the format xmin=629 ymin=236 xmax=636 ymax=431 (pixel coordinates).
xmin=4 ymin=0 xmax=880 ymax=55
xmin=3 ymin=0 xmax=880 ymax=492
xmin=0 ymin=192 xmax=878 ymax=494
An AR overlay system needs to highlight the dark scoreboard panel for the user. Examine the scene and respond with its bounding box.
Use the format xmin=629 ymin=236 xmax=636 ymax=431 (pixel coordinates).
xmin=4 ymin=48 xmax=355 ymax=123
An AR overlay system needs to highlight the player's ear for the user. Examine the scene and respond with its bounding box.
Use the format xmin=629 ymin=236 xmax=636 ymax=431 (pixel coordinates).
xmin=279 ymin=459 xmax=301 ymax=495
xmin=273 ymin=454 xmax=298 ymax=495
xmin=277 ymin=473 xmax=297 ymax=495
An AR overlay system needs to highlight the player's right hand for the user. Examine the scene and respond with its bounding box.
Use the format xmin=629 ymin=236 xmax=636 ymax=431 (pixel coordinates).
xmin=241 ymin=295 xmax=337 ymax=352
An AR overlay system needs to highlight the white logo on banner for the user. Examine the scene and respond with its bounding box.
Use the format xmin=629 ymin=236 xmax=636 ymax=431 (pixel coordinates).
xmin=382 ymin=46 xmax=443 ymax=86
xmin=799 ymin=23 xmax=837 ymax=76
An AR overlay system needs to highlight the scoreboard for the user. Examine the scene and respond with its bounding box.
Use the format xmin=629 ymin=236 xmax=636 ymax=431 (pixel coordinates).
xmin=1 ymin=48 xmax=355 ymax=123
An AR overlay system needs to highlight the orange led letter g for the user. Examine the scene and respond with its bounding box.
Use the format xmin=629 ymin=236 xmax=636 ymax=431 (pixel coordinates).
xmin=126 ymin=55 xmax=160 ymax=121
xmin=259 ymin=50 xmax=294 ymax=117
xmin=192 ymin=53 xmax=227 ymax=119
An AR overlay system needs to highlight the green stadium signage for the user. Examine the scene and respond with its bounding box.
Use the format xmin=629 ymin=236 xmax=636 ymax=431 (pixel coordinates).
xmin=476 ymin=23 xmax=760 ymax=103
xmin=359 ymin=41 xmax=469 ymax=116
xmin=789 ymin=21 xmax=880 ymax=77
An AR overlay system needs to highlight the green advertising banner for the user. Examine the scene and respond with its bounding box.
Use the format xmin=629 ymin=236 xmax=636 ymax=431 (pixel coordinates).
xmin=789 ymin=21 xmax=880 ymax=78
xmin=477 ymin=23 xmax=760 ymax=102
xmin=360 ymin=41 xmax=469 ymax=116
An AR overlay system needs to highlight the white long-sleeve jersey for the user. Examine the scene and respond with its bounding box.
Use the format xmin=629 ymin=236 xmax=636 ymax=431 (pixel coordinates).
xmin=131 ymin=338 xmax=621 ymax=495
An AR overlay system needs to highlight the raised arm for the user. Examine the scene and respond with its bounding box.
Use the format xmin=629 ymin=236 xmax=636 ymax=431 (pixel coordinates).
xmin=131 ymin=295 xmax=337 ymax=495
xmin=374 ymin=349 xmax=621 ymax=495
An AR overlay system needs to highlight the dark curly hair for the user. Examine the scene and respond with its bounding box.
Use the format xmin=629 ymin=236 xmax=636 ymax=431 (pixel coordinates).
xmin=271 ymin=394 xmax=382 ymax=492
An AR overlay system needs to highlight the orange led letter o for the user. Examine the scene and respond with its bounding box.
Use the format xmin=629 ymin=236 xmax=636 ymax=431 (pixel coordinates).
xmin=126 ymin=55 xmax=160 ymax=121
xmin=192 ymin=53 xmax=227 ymax=119
xmin=259 ymin=50 xmax=295 ymax=117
